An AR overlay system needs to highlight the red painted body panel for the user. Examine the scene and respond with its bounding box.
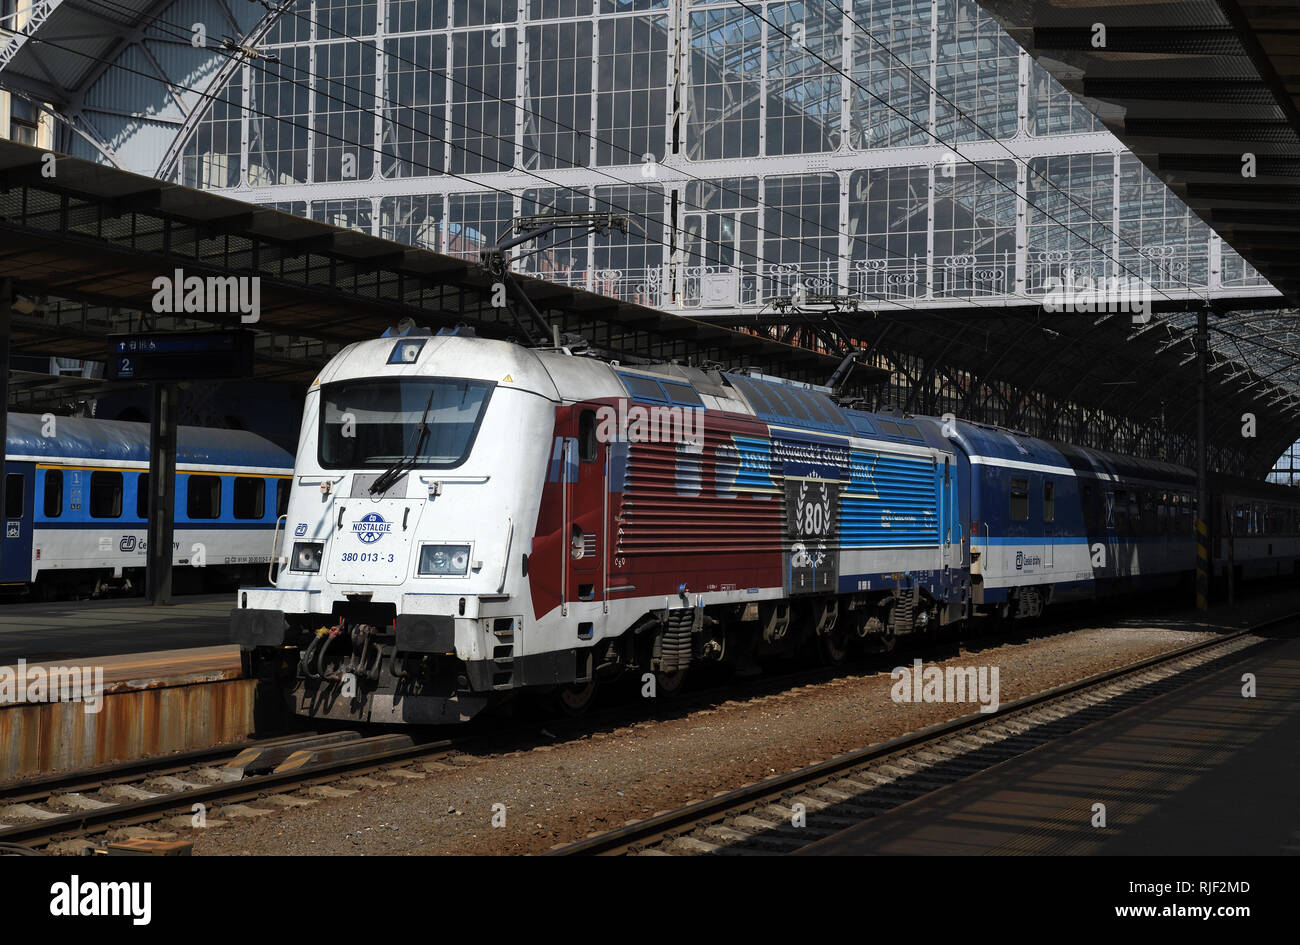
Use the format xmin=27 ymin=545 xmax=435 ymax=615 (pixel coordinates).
xmin=530 ymin=404 xmax=785 ymax=622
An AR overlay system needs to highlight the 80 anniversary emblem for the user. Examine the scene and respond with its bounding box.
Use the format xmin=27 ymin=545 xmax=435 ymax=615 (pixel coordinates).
xmin=353 ymin=512 xmax=391 ymax=544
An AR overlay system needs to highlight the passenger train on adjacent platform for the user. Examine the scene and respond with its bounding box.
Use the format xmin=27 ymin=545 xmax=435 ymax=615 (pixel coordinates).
xmin=2 ymin=415 xmax=294 ymax=598
xmin=231 ymin=326 xmax=1300 ymax=723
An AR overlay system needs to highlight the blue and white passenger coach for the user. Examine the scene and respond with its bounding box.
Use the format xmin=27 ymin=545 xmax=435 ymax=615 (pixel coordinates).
xmin=1 ymin=414 xmax=294 ymax=597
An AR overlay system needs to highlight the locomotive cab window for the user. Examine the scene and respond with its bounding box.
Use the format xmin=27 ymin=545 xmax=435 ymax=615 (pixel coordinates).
xmin=187 ymin=475 xmax=222 ymax=520
xmin=4 ymin=474 xmax=23 ymax=519
xmin=43 ymin=469 xmax=62 ymax=518
xmin=89 ymin=471 xmax=123 ymax=519
xmin=578 ymin=410 xmax=598 ymax=463
xmin=233 ymin=477 xmax=265 ymax=519
xmin=1010 ymin=477 xmax=1029 ymax=521
xmin=319 ymin=378 xmax=495 ymax=471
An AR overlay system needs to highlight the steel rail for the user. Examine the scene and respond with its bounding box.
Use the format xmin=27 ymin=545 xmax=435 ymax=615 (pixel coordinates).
xmin=548 ymin=611 xmax=1300 ymax=855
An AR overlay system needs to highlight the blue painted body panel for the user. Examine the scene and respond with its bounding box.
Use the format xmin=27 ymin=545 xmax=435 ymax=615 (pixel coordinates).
xmin=5 ymin=413 xmax=293 ymax=470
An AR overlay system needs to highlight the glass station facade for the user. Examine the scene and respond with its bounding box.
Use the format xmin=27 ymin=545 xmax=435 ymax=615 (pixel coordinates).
xmin=83 ymin=0 xmax=1269 ymax=316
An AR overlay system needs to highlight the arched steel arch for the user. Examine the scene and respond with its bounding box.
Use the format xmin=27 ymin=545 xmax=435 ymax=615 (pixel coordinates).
xmin=0 ymin=0 xmax=276 ymax=173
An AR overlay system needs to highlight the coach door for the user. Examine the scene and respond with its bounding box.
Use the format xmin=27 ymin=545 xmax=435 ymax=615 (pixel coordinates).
xmin=564 ymin=408 xmax=606 ymax=609
xmin=1 ymin=465 xmax=34 ymax=585
xmin=940 ymin=456 xmax=957 ymax=569
xmin=1043 ymin=480 xmax=1055 ymax=568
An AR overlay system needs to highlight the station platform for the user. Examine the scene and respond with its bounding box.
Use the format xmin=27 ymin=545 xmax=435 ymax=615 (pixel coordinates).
xmin=0 ymin=645 xmax=252 ymax=781
xmin=799 ymin=628 xmax=1300 ymax=856
xmin=0 ymin=595 xmax=233 ymax=663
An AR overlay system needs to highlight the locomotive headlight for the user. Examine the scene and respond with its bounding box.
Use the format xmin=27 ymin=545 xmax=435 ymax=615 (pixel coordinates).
xmin=387 ymin=339 xmax=426 ymax=364
xmin=291 ymin=541 xmax=323 ymax=573
xmin=418 ymin=543 xmax=471 ymax=576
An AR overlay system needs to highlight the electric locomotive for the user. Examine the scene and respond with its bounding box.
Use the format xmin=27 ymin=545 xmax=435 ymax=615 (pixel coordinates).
xmin=232 ymin=326 xmax=965 ymax=722
xmin=232 ymin=325 xmax=1300 ymax=723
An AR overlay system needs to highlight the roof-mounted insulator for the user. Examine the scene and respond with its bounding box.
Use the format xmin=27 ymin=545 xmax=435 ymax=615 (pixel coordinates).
xmin=221 ymin=38 xmax=279 ymax=63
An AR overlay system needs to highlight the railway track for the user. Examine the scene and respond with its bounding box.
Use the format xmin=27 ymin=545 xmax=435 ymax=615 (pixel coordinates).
xmin=0 ymin=729 xmax=480 ymax=853
xmin=5 ymin=601 xmax=1290 ymax=855
xmin=0 ymin=656 xmax=879 ymax=853
xmin=549 ymin=613 xmax=1299 ymax=856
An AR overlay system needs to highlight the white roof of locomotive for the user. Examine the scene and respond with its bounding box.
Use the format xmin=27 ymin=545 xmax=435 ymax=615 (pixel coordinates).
xmin=310 ymin=333 xmax=758 ymax=417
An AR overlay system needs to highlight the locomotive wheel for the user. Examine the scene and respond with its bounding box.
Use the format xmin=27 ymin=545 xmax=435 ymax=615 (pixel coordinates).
xmin=875 ymin=627 xmax=897 ymax=654
xmin=654 ymin=669 xmax=688 ymax=698
xmin=552 ymin=681 xmax=597 ymax=716
xmin=817 ymin=628 xmax=850 ymax=665
xmin=862 ymin=625 xmax=897 ymax=654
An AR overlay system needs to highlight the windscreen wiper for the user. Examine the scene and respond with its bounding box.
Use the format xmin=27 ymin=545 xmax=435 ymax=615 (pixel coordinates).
xmin=369 ymin=391 xmax=434 ymax=496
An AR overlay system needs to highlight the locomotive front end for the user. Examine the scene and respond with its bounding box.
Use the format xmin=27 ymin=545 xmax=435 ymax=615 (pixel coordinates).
xmin=232 ymin=329 xmax=555 ymax=723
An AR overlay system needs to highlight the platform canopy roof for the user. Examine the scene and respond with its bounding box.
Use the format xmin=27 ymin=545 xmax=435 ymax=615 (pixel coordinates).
xmin=0 ymin=139 xmax=837 ymax=385
xmin=978 ymin=0 xmax=1300 ymax=307
xmin=1 ymin=136 xmax=1300 ymax=475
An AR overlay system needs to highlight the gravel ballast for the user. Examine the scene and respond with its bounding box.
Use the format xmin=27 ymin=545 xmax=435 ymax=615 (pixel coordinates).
xmin=182 ymin=590 xmax=1298 ymax=855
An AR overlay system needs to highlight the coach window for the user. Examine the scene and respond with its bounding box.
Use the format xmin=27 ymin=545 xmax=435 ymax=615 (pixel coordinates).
xmin=1043 ymin=481 xmax=1055 ymax=523
xmin=43 ymin=470 xmax=62 ymax=518
xmin=578 ymin=410 xmax=598 ymax=463
xmin=233 ymin=477 xmax=265 ymax=519
xmin=276 ymin=479 xmax=290 ymax=517
xmin=136 ymin=473 xmax=150 ymax=519
xmin=4 ymin=474 xmax=23 ymax=519
xmin=187 ymin=476 xmax=222 ymax=520
xmin=89 ymin=471 xmax=123 ymax=518
xmin=1010 ymin=477 xmax=1029 ymax=521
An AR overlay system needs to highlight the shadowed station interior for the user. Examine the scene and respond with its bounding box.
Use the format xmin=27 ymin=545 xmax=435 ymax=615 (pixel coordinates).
xmin=0 ymin=0 xmax=1298 ymax=865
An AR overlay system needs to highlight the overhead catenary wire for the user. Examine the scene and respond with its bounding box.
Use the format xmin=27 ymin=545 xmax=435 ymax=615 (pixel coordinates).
xmin=263 ymin=0 xmax=1137 ymax=313
xmin=723 ymin=0 xmax=1300 ymax=380
xmin=94 ymin=0 xmax=1290 ymax=385
xmin=75 ymin=0 xmax=1071 ymax=319
xmin=26 ymin=0 xmax=1299 ymax=408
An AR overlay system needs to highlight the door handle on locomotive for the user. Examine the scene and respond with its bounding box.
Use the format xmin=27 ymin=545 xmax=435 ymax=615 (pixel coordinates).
xmin=268 ymin=514 xmax=287 ymax=586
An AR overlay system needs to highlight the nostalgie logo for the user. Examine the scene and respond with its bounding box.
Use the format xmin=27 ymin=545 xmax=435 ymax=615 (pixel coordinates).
xmin=352 ymin=512 xmax=391 ymax=544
